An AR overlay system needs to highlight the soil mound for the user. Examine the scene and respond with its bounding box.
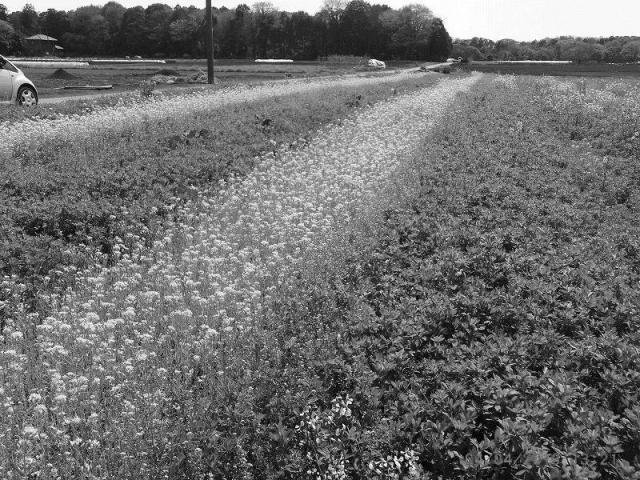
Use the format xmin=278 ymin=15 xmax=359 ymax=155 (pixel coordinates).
xmin=48 ymin=68 xmax=78 ymax=80
xmin=190 ymin=70 xmax=208 ymax=83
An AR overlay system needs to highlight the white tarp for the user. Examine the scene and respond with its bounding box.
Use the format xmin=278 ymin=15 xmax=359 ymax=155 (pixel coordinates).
xmin=367 ymin=59 xmax=386 ymax=68
xmin=255 ymin=59 xmax=294 ymax=63
xmin=12 ymin=61 xmax=89 ymax=68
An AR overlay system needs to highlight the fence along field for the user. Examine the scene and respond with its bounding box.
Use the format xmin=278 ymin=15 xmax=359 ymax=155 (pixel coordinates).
xmin=2 ymin=69 xmax=640 ymax=478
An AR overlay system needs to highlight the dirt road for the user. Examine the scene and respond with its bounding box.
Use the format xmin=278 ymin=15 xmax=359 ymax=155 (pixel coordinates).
xmin=39 ymin=91 xmax=127 ymax=104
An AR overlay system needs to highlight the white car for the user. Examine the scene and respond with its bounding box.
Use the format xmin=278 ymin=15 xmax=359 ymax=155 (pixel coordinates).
xmin=0 ymin=54 xmax=38 ymax=106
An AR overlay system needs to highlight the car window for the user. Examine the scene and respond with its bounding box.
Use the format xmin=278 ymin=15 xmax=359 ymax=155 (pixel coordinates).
xmin=1 ymin=60 xmax=18 ymax=73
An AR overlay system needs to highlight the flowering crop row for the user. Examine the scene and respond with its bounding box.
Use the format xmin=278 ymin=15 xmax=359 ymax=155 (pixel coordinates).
xmin=0 ymin=72 xmax=441 ymax=318
xmin=1 ymin=70 xmax=417 ymax=160
xmin=0 ymin=74 xmax=479 ymax=478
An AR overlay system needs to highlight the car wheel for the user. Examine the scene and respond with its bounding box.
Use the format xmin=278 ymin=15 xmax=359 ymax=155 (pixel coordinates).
xmin=17 ymin=86 xmax=37 ymax=107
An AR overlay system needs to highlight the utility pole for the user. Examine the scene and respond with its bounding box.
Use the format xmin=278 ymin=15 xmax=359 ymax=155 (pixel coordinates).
xmin=205 ymin=0 xmax=215 ymax=84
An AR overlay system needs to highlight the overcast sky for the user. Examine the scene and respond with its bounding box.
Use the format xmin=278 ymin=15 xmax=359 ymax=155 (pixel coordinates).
xmin=5 ymin=0 xmax=640 ymax=40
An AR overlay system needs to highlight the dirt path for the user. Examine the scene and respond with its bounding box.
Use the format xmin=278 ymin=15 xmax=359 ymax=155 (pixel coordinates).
xmin=37 ymin=84 xmax=212 ymax=104
xmin=39 ymin=91 xmax=128 ymax=104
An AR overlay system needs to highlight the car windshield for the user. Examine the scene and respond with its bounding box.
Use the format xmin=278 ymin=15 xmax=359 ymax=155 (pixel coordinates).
xmin=0 ymin=56 xmax=18 ymax=73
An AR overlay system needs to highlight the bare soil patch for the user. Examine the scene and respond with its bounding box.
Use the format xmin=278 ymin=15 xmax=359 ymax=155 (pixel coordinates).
xmin=47 ymin=68 xmax=79 ymax=80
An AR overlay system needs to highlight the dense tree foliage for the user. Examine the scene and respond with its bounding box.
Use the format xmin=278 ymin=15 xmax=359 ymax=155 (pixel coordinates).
xmin=453 ymin=36 xmax=640 ymax=63
xmin=3 ymin=2 xmax=639 ymax=62
xmin=0 ymin=1 xmax=452 ymax=60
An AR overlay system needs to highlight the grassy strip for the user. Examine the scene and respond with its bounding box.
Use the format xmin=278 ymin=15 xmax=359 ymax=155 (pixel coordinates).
xmin=0 ymin=74 xmax=440 ymax=318
xmin=213 ymin=75 xmax=639 ymax=478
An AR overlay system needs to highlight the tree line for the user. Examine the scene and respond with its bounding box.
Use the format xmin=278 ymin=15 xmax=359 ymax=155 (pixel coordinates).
xmin=453 ymin=36 xmax=640 ymax=63
xmin=0 ymin=1 xmax=452 ymax=61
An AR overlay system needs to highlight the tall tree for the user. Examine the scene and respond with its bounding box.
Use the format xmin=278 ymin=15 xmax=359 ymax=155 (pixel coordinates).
xmin=168 ymin=7 xmax=204 ymax=57
xmin=285 ymin=11 xmax=317 ymax=59
xmin=316 ymin=0 xmax=345 ymax=56
xmin=39 ymin=9 xmax=70 ymax=41
xmin=17 ymin=3 xmax=40 ymax=35
xmin=426 ymin=18 xmax=452 ymax=60
xmin=620 ymin=40 xmax=640 ymax=62
xmin=213 ymin=8 xmax=234 ymax=57
xmin=102 ymin=2 xmax=126 ymax=55
xmin=220 ymin=4 xmax=251 ymax=58
xmin=119 ymin=6 xmax=146 ymax=55
xmin=67 ymin=6 xmax=109 ymax=55
xmin=252 ymin=2 xmax=276 ymax=57
xmin=340 ymin=0 xmax=372 ymax=55
xmin=494 ymin=38 xmax=520 ymax=60
xmin=398 ymin=3 xmax=432 ymax=42
xmin=145 ymin=3 xmax=173 ymax=56
xmin=367 ymin=4 xmax=391 ymax=58
xmin=0 ymin=19 xmax=14 ymax=53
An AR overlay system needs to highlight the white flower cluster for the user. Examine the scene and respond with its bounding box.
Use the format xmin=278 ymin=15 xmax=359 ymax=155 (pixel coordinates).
xmin=536 ymin=76 xmax=640 ymax=118
xmin=14 ymin=61 xmax=90 ymax=68
xmin=368 ymin=448 xmax=422 ymax=479
xmin=494 ymin=74 xmax=518 ymax=89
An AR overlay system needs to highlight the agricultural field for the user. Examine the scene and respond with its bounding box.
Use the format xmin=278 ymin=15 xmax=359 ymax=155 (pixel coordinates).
xmin=14 ymin=58 xmax=424 ymax=101
xmin=1 ymin=68 xmax=640 ymax=479
xmin=463 ymin=61 xmax=640 ymax=77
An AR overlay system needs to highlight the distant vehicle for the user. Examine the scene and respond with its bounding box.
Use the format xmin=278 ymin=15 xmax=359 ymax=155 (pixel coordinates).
xmin=368 ymin=59 xmax=386 ymax=69
xmin=0 ymin=54 xmax=38 ymax=106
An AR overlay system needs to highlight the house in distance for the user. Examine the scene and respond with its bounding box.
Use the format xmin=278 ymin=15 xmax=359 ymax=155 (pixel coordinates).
xmin=24 ymin=34 xmax=63 ymax=56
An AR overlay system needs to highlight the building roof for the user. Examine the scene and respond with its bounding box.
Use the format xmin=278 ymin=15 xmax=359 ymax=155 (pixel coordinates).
xmin=25 ymin=34 xmax=58 ymax=42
